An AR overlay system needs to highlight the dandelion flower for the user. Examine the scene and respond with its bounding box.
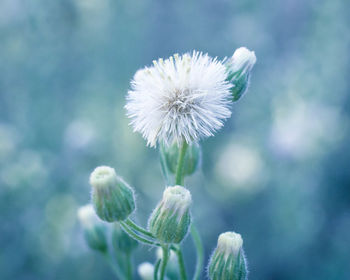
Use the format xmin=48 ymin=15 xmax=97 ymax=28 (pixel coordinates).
xmin=125 ymin=51 xmax=232 ymax=147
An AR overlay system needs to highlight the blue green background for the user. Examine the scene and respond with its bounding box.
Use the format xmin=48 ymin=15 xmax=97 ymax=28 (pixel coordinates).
xmin=1 ymin=0 xmax=349 ymax=279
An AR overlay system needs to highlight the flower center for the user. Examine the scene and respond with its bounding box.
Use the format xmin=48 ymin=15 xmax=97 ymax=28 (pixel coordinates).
xmin=166 ymin=89 xmax=196 ymax=115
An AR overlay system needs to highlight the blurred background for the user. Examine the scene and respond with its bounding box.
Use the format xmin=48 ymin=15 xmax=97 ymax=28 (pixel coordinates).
xmin=1 ymin=0 xmax=350 ymax=279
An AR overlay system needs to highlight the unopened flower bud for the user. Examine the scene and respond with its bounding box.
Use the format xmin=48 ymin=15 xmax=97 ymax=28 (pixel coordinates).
xmin=112 ymin=223 xmax=138 ymax=254
xmin=148 ymin=186 xmax=192 ymax=244
xmin=90 ymin=166 xmax=135 ymax=222
xmin=138 ymin=262 xmax=154 ymax=280
xmin=77 ymin=204 xmax=108 ymax=252
xmin=208 ymin=231 xmax=248 ymax=280
xmin=226 ymin=47 xmax=256 ymax=102
xmin=161 ymin=142 xmax=201 ymax=175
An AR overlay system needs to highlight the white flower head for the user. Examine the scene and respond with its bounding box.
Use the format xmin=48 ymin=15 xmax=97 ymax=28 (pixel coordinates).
xmin=125 ymin=51 xmax=232 ymax=147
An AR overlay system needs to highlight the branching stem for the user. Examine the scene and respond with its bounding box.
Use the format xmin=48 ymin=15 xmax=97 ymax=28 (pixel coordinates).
xmin=125 ymin=218 xmax=154 ymax=239
xmin=119 ymin=222 xmax=160 ymax=246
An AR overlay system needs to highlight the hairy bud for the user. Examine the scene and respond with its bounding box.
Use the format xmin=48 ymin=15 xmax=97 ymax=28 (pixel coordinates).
xmin=77 ymin=204 xmax=108 ymax=252
xmin=226 ymin=47 xmax=256 ymax=102
xmin=208 ymin=231 xmax=248 ymax=280
xmin=148 ymin=186 xmax=192 ymax=244
xmin=90 ymin=166 xmax=135 ymax=222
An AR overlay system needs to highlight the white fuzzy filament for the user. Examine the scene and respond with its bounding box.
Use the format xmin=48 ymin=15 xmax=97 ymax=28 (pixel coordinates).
xmin=125 ymin=51 xmax=232 ymax=147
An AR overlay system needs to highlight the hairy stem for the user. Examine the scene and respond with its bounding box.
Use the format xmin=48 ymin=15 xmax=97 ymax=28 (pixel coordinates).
xmin=159 ymin=245 xmax=169 ymax=280
xmin=125 ymin=218 xmax=154 ymax=239
xmin=154 ymin=258 xmax=161 ymax=280
xmin=174 ymin=245 xmax=188 ymax=280
xmin=119 ymin=222 xmax=160 ymax=246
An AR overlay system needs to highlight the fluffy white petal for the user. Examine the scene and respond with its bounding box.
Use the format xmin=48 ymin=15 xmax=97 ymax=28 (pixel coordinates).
xmin=125 ymin=51 xmax=232 ymax=147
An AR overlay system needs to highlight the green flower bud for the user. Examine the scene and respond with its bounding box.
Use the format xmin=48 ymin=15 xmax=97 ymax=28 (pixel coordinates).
xmin=137 ymin=262 xmax=154 ymax=280
xmin=77 ymin=204 xmax=108 ymax=252
xmin=208 ymin=232 xmax=248 ymax=280
xmin=148 ymin=185 xmax=192 ymax=244
xmin=112 ymin=223 xmax=138 ymax=254
xmin=226 ymin=47 xmax=256 ymax=102
xmin=161 ymin=142 xmax=201 ymax=175
xmin=90 ymin=166 xmax=135 ymax=222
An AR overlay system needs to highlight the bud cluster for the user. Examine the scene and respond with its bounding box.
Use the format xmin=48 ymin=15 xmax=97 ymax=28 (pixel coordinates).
xmin=77 ymin=46 xmax=256 ymax=280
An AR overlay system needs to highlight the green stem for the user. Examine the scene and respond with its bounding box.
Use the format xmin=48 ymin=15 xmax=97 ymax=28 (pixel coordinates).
xmin=154 ymin=258 xmax=161 ymax=280
xmin=191 ymin=225 xmax=204 ymax=280
xmin=115 ymin=252 xmax=126 ymax=277
xmin=175 ymin=141 xmax=188 ymax=185
xmin=125 ymin=218 xmax=155 ymax=239
xmin=174 ymin=141 xmax=202 ymax=279
xmin=174 ymin=245 xmax=187 ymax=280
xmin=119 ymin=222 xmax=160 ymax=246
xmin=159 ymin=245 xmax=169 ymax=280
xmin=160 ymin=145 xmax=171 ymax=185
xmin=125 ymin=252 xmax=132 ymax=280
xmin=102 ymin=251 xmax=125 ymax=280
